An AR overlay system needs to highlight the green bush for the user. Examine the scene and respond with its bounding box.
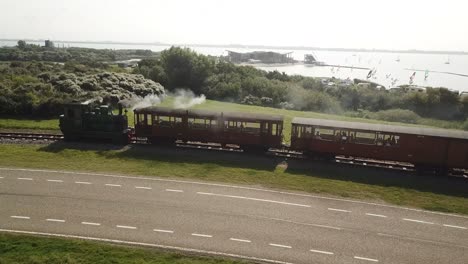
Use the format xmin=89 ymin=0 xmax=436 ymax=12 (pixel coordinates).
xmin=373 ymin=109 xmax=421 ymax=124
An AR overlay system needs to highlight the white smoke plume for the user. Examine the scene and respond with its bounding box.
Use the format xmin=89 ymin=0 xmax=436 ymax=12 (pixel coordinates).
xmin=119 ymin=94 xmax=164 ymax=110
xmin=83 ymin=97 xmax=103 ymax=105
xmin=173 ymin=89 xmax=206 ymax=109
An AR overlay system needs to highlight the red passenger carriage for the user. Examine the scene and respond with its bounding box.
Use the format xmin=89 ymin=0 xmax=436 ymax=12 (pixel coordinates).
xmin=291 ymin=118 xmax=468 ymax=174
xmin=134 ymin=107 xmax=284 ymax=151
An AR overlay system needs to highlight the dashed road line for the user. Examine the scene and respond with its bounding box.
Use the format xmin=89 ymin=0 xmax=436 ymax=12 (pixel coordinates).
xmin=17 ymin=177 xmax=33 ymax=181
xmin=81 ymin=222 xmax=101 ymax=226
xmin=365 ymin=213 xmax=387 ymax=218
xmin=402 ymin=218 xmax=434 ymax=225
xmin=153 ymin=229 xmax=174 ymax=233
xmin=10 ymin=215 xmax=30 ymax=219
xmin=197 ymin=192 xmax=311 ymax=208
xmin=443 ymin=224 xmax=467 ymax=230
xmin=354 ymin=256 xmax=379 ymax=262
xmin=46 ymin=219 xmax=65 ymax=223
xmin=6 ymin=167 xmax=466 ymax=220
xmin=135 ymin=186 xmax=152 ymax=190
xmin=309 ymin=249 xmax=334 ymax=255
xmin=0 ymin=176 xmax=4 ymax=179
xmin=75 ymin=181 xmax=92 ymax=185
xmin=116 ymin=225 xmax=137 ymax=229
xmin=166 ymin=189 xmax=184 ymax=192
xmin=191 ymin=233 xmax=212 ymax=238
xmin=328 ymin=208 xmax=351 ymax=213
xmin=105 ymin=184 xmax=121 ymax=187
xmin=229 ymin=238 xmax=251 ymax=243
xmin=47 ymin=179 xmax=63 ymax=183
xmin=269 ymin=243 xmax=292 ymax=249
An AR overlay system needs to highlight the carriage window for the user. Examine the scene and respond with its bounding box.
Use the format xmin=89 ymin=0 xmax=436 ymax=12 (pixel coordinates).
xmin=147 ymin=114 xmax=152 ymax=126
xmin=241 ymin=122 xmax=261 ymax=134
xmin=376 ymin=133 xmax=400 ymax=146
xmin=354 ymin=131 xmax=376 ymax=145
xmin=314 ymin=127 xmax=334 ymax=140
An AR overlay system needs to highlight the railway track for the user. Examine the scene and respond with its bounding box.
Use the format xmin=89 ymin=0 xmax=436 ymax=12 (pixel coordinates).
xmin=2 ymin=132 xmax=466 ymax=177
xmin=0 ymin=132 xmax=64 ymax=141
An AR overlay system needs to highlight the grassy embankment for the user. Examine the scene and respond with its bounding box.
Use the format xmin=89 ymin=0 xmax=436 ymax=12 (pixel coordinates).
xmin=0 ymin=233 xmax=249 ymax=264
xmin=0 ymin=141 xmax=467 ymax=214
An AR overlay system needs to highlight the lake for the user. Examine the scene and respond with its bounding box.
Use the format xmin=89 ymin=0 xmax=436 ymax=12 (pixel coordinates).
xmin=2 ymin=40 xmax=468 ymax=92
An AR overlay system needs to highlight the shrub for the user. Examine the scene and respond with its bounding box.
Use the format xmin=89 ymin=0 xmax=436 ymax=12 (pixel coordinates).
xmin=373 ymin=109 xmax=421 ymax=124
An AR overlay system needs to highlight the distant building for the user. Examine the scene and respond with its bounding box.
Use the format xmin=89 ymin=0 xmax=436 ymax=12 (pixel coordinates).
xmin=389 ymin=85 xmax=426 ymax=93
xmin=304 ymin=54 xmax=325 ymax=65
xmin=44 ymin=40 xmax=54 ymax=48
xmin=226 ymin=50 xmax=294 ymax=64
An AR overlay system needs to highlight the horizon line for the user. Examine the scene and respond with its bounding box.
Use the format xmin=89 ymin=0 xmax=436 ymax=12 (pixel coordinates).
xmin=1 ymin=38 xmax=467 ymax=55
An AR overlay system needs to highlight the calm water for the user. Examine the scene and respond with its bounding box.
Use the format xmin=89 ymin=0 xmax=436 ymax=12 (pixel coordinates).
xmin=2 ymin=40 xmax=468 ymax=92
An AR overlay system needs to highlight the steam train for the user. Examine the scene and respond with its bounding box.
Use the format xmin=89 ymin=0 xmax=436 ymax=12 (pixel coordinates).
xmin=59 ymin=102 xmax=468 ymax=175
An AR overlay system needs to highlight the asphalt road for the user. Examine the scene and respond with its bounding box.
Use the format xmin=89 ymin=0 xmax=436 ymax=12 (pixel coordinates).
xmin=0 ymin=167 xmax=467 ymax=264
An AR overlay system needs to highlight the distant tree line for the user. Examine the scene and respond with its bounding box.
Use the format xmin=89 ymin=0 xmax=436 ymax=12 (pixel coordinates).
xmin=134 ymin=47 xmax=468 ymax=126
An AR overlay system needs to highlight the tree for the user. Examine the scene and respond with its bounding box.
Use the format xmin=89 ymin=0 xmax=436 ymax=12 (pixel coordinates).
xmin=17 ymin=40 xmax=26 ymax=50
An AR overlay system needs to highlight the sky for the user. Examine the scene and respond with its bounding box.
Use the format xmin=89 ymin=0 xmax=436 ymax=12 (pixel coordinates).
xmin=0 ymin=0 xmax=467 ymax=51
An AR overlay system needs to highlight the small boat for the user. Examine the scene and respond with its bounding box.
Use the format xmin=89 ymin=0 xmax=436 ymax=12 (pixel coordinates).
xmin=445 ymin=57 xmax=450 ymax=64
xmin=395 ymin=56 xmax=400 ymax=62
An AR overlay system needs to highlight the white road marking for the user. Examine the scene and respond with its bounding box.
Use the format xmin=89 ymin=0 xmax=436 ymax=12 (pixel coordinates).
xmin=191 ymin=233 xmax=212 ymax=238
xmin=75 ymin=181 xmax=92 ymax=185
xmin=153 ymin=229 xmax=174 ymax=233
xmin=258 ymin=216 xmax=342 ymax=230
xmin=0 ymin=176 xmax=4 ymax=179
xmin=17 ymin=177 xmax=33 ymax=181
xmin=135 ymin=186 xmax=152 ymax=190
xmin=46 ymin=219 xmax=65 ymax=223
xmin=105 ymin=184 xmax=121 ymax=187
xmin=81 ymin=222 xmax=101 ymax=226
xmin=269 ymin=243 xmax=292 ymax=249
xmin=309 ymin=249 xmax=334 ymax=255
xmin=116 ymin=225 xmax=137 ymax=229
xmin=0 ymin=229 xmax=295 ymax=264
xmin=197 ymin=192 xmax=311 ymax=208
xmin=443 ymin=224 xmax=467 ymax=230
xmin=354 ymin=256 xmax=379 ymax=262
xmin=402 ymin=218 xmax=434 ymax=225
xmin=166 ymin=189 xmax=184 ymax=192
xmin=229 ymin=238 xmax=251 ymax=243
xmin=5 ymin=167 xmax=465 ymax=220
xmin=328 ymin=208 xmax=351 ymax=213
xmin=47 ymin=179 xmax=63 ymax=183
xmin=365 ymin=213 xmax=387 ymax=218
xmin=10 ymin=216 xmax=30 ymax=219
xmin=377 ymin=232 xmax=468 ymax=249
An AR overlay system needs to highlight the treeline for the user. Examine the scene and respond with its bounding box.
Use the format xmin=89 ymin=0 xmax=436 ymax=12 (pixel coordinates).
xmin=0 ymin=41 xmax=157 ymax=65
xmin=0 ymin=61 xmax=164 ymax=116
xmin=135 ymin=47 xmax=468 ymax=124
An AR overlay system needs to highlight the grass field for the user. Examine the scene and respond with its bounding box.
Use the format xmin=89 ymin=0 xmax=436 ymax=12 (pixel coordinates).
xmin=0 ymin=233 xmax=249 ymax=264
xmin=1 ymin=143 xmax=467 ymax=214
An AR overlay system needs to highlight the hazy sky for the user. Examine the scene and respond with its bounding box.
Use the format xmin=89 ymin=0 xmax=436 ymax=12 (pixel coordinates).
xmin=1 ymin=0 xmax=467 ymax=51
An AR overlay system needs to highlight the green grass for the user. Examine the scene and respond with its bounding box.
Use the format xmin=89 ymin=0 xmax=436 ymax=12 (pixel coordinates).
xmin=0 ymin=117 xmax=59 ymax=131
xmin=0 ymin=233 xmax=250 ymax=264
xmin=1 ymin=143 xmax=467 ymax=214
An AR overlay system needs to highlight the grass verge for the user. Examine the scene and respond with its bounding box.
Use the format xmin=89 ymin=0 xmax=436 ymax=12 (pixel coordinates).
xmin=0 ymin=233 xmax=249 ymax=264
xmin=0 ymin=143 xmax=467 ymax=214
